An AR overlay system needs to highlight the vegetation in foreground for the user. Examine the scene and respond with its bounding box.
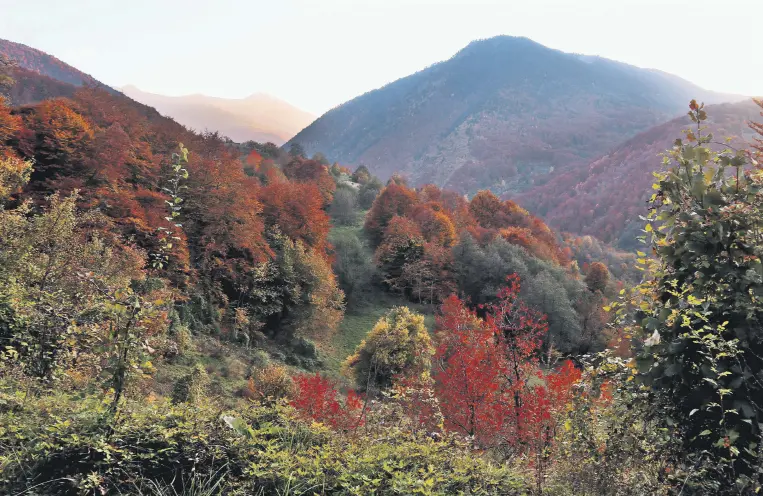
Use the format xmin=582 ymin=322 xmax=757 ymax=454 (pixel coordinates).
xmin=1 ymin=51 xmax=763 ymax=494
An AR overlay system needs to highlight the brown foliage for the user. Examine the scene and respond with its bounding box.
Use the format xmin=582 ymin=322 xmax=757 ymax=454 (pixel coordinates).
xmin=259 ymin=181 xmax=331 ymax=252
xmin=584 ymin=262 xmax=609 ymax=293
xmin=364 ymin=183 xmax=418 ymax=245
xmin=283 ymin=156 xmax=336 ymax=205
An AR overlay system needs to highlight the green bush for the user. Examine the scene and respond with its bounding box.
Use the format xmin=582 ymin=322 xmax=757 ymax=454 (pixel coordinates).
xmin=0 ymin=385 xmax=527 ymax=495
xmin=249 ymin=349 xmax=270 ymax=371
xmin=343 ymin=306 xmax=434 ymax=391
xmin=171 ymin=363 xmax=210 ymax=405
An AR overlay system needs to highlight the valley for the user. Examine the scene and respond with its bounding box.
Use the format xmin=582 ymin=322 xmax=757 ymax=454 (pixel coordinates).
xmin=0 ymin=12 xmax=762 ymax=494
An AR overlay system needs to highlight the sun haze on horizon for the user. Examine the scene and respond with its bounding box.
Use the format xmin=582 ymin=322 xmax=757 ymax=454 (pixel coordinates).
xmin=1 ymin=0 xmax=760 ymax=115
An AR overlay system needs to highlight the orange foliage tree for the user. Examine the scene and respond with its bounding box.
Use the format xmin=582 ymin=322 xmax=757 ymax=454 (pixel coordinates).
xmin=364 ymin=183 xmax=418 ymax=245
xmin=283 ymin=156 xmax=336 ymax=205
xmin=411 ymin=203 xmax=457 ymax=247
xmin=259 ymin=181 xmax=331 ymax=252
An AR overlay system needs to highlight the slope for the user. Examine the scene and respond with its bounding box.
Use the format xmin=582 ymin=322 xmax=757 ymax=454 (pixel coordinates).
xmin=121 ymin=86 xmax=316 ymax=145
xmin=287 ymin=36 xmax=741 ymax=195
xmin=0 ymin=38 xmax=102 ymax=88
xmin=519 ymin=99 xmax=761 ymax=248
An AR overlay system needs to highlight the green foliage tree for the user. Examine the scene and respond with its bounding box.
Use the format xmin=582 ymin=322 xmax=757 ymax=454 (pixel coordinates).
xmin=249 ymin=230 xmax=345 ymax=341
xmin=358 ymin=176 xmax=383 ymax=210
xmin=344 ymin=306 xmax=434 ymax=391
xmin=329 ymin=230 xmax=376 ymax=308
xmin=289 ymin=142 xmax=306 ymax=158
xmin=312 ymin=152 xmax=330 ymax=165
xmin=0 ymin=155 xmax=32 ymax=203
xmin=453 ymin=234 xmax=587 ymax=353
xmin=329 ymin=185 xmax=360 ymax=226
xmin=0 ymin=54 xmax=15 ymax=96
xmin=0 ymin=192 xmax=147 ymax=381
xmin=633 ymin=101 xmax=763 ymax=492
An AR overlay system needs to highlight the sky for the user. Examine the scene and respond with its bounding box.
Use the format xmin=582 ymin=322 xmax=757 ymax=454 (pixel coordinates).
xmin=1 ymin=0 xmax=761 ymax=115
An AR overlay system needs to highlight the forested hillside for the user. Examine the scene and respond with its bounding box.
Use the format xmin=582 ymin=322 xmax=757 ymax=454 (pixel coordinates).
xmin=520 ymin=99 xmax=761 ymax=248
xmin=0 ymin=38 xmax=102 ymax=88
xmin=2 ymin=37 xmax=763 ymax=495
xmin=287 ymin=36 xmax=740 ymax=196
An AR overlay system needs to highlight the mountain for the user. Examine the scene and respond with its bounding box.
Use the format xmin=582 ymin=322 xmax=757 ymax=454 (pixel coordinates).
xmin=287 ymin=36 xmax=742 ymax=194
xmin=0 ymin=38 xmax=102 ymax=88
xmin=519 ymin=99 xmax=761 ymax=248
xmin=0 ymin=39 xmax=315 ymax=145
xmin=121 ymin=86 xmax=316 ymax=145
xmin=3 ymin=66 xmax=78 ymax=105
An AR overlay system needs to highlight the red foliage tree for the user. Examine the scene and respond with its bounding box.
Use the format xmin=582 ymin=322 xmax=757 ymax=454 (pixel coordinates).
xmin=283 ymin=157 xmax=336 ymax=205
xmin=440 ymin=189 xmax=475 ymax=231
xmin=399 ymin=243 xmax=456 ymax=304
xmin=433 ymin=295 xmax=507 ymax=442
xmin=291 ymin=373 xmax=364 ymax=430
xmin=432 ymin=276 xmax=581 ymax=466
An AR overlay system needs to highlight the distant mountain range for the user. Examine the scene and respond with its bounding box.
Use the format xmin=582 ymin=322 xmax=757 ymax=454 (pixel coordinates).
xmin=120 ymin=86 xmax=315 ymax=145
xmin=0 ymin=38 xmax=314 ymax=145
xmin=3 ymin=35 xmax=758 ymax=249
xmin=287 ymin=36 xmax=744 ymax=196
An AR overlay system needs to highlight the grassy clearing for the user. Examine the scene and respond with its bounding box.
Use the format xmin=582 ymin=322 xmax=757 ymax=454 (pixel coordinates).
xmin=321 ymin=290 xmax=436 ymax=375
xmin=321 ymin=210 xmax=436 ymax=375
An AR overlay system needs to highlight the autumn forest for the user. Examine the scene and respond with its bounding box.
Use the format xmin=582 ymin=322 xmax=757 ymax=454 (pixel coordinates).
xmin=0 ymin=25 xmax=762 ymax=496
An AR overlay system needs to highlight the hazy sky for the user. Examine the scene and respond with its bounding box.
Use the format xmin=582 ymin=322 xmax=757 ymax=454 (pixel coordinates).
xmin=1 ymin=0 xmax=761 ymax=115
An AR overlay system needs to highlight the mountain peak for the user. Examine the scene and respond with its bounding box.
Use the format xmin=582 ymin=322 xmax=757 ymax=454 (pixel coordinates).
xmin=454 ymin=35 xmax=550 ymax=57
xmin=287 ymin=36 xmax=741 ymax=195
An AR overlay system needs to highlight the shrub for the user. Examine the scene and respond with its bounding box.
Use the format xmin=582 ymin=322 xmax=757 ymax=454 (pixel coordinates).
xmin=249 ymin=349 xmax=270 ymax=370
xmin=0 ymin=387 xmax=527 ymax=495
xmin=291 ymin=373 xmax=364 ymax=431
xmin=222 ymin=357 xmax=248 ymax=380
xmin=248 ymin=364 xmax=295 ymax=403
xmin=174 ymin=324 xmax=192 ymax=356
xmin=290 ymin=336 xmax=318 ymax=359
xmin=171 ymin=363 xmax=210 ymax=405
xmin=343 ymin=307 xmax=434 ymax=391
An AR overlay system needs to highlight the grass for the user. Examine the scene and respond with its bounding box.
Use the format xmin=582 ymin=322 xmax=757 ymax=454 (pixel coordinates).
xmin=324 ymin=210 xmax=438 ymax=375
xmin=321 ymin=289 xmax=436 ymax=375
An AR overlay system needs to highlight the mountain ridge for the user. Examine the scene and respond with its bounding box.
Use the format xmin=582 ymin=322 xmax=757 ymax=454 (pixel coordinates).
xmin=121 ymin=85 xmax=316 ymax=145
xmin=287 ymin=35 xmax=744 ymax=195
